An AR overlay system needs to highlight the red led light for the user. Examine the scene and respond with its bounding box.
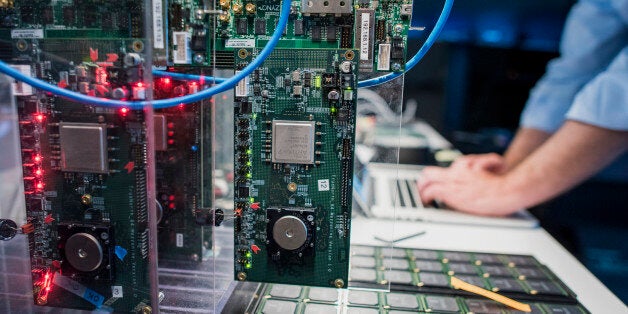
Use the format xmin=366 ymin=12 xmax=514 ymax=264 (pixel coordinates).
xmin=35 ymin=169 xmax=43 ymax=176
xmin=120 ymin=107 xmax=129 ymax=115
xmin=35 ymin=114 xmax=45 ymax=123
xmin=162 ymin=78 xmax=171 ymax=85
xmin=178 ymin=103 xmax=185 ymax=110
xmin=167 ymin=131 xmax=174 ymax=137
xmin=168 ymin=195 xmax=175 ymax=201
xmin=34 ymin=155 xmax=42 ymax=162
xmin=168 ymin=203 xmax=176 ymax=209
xmin=36 ymin=182 xmax=44 ymax=190
xmin=167 ymin=139 xmax=175 ymax=145
xmin=167 ymin=122 xmax=175 ymax=129
xmin=136 ymin=82 xmax=144 ymax=88
xmin=38 ymin=271 xmax=54 ymax=302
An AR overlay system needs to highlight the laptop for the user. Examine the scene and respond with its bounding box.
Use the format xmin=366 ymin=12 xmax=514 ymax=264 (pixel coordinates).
xmin=354 ymin=162 xmax=539 ymax=228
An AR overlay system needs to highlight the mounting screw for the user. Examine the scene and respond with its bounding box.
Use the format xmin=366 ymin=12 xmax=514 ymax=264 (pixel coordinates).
xmin=81 ymin=194 xmax=92 ymax=205
xmin=193 ymin=53 xmax=205 ymax=64
xmin=237 ymin=272 xmax=247 ymax=281
xmin=334 ymin=279 xmax=344 ymax=288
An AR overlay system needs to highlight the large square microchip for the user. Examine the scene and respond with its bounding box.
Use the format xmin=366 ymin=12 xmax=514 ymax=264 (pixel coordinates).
xmin=272 ymin=120 xmax=315 ymax=164
xmin=59 ymin=122 xmax=108 ymax=173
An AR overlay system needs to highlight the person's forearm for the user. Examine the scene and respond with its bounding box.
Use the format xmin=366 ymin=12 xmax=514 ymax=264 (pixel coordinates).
xmin=502 ymin=127 xmax=551 ymax=171
xmin=503 ymin=121 xmax=628 ymax=209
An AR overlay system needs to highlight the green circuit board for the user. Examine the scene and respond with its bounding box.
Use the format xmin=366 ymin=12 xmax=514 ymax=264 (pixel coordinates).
xmin=233 ymin=48 xmax=357 ymax=288
xmin=4 ymin=1 xmax=159 ymax=312
xmin=8 ymin=0 xmax=145 ymax=39
xmin=154 ymin=74 xmax=215 ymax=263
xmin=163 ymin=0 xmax=413 ymax=72
xmin=250 ymin=283 xmax=590 ymax=314
xmin=17 ymin=90 xmax=152 ymax=313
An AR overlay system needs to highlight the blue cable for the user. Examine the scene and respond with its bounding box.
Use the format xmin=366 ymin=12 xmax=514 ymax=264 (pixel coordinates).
xmin=0 ymin=0 xmax=291 ymax=109
xmin=152 ymin=70 xmax=226 ymax=83
xmin=358 ymin=0 xmax=454 ymax=88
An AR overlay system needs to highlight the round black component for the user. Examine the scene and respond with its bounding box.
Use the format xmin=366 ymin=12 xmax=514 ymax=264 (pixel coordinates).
xmin=0 ymin=219 xmax=18 ymax=241
xmin=64 ymin=233 xmax=103 ymax=272
xmin=272 ymin=215 xmax=308 ymax=250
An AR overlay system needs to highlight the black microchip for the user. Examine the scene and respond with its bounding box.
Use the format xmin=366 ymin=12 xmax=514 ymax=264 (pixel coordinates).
xmin=239 ymin=102 xmax=252 ymax=114
xmin=83 ymin=10 xmax=98 ymax=27
xmin=311 ymin=26 xmax=321 ymax=41
xmin=326 ymin=25 xmax=337 ymax=42
xmin=253 ymin=85 xmax=261 ymax=96
xmin=294 ymin=19 xmax=304 ymax=36
xmin=62 ymin=6 xmax=75 ymax=25
xmin=392 ymin=37 xmax=404 ymax=59
xmin=23 ymin=100 xmax=38 ymax=113
xmin=191 ymin=35 xmax=207 ymax=51
xmin=238 ymin=185 xmax=249 ymax=198
xmin=526 ymin=280 xmax=564 ymax=295
xmin=337 ymin=108 xmax=349 ymax=122
xmin=237 ymin=18 xmax=248 ymax=35
xmin=254 ymin=69 xmax=261 ymax=82
xmin=303 ymin=72 xmax=311 ymax=87
xmin=425 ymin=296 xmax=460 ymax=312
xmin=116 ymin=12 xmax=129 ymax=29
xmin=20 ymin=6 xmax=34 ymax=24
xmin=489 ymin=278 xmax=526 ymax=293
xmin=322 ymin=73 xmax=336 ymax=87
xmin=255 ymin=18 xmax=266 ymax=35
xmin=43 ymin=7 xmax=54 ymax=25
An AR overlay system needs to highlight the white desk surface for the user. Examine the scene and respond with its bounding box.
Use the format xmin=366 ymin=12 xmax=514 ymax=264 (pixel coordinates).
xmin=351 ymin=217 xmax=627 ymax=313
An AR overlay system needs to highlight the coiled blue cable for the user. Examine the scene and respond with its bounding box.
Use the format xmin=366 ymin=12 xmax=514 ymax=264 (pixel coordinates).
xmin=0 ymin=0 xmax=291 ymax=109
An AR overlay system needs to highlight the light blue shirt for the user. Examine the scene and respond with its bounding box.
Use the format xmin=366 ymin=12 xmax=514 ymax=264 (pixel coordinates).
xmin=520 ymin=0 xmax=628 ymax=182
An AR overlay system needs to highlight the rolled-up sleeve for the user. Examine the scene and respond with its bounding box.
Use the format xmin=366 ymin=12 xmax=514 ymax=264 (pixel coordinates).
xmin=566 ymin=46 xmax=628 ymax=131
xmin=520 ymin=0 xmax=628 ymax=132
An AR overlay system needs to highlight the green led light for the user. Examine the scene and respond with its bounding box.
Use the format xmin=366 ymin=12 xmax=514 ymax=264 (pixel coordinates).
xmin=246 ymin=161 xmax=252 ymax=166
xmin=247 ymin=149 xmax=252 ymax=155
xmin=330 ymin=107 xmax=337 ymax=113
xmin=314 ymin=76 xmax=322 ymax=88
xmin=246 ymin=173 xmax=252 ymax=178
xmin=249 ymin=197 xmax=254 ymax=203
xmin=245 ymin=262 xmax=252 ymax=269
xmin=252 ymin=113 xmax=257 ymax=119
xmin=245 ymin=252 xmax=252 ymax=259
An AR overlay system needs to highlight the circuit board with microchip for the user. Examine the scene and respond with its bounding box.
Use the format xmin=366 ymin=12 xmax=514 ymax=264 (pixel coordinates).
xmin=5 ymin=1 xmax=159 ymax=312
xmin=163 ymin=0 xmax=413 ymax=72
xmin=233 ymin=48 xmax=357 ymax=288
xmin=153 ymin=72 xmax=216 ymax=263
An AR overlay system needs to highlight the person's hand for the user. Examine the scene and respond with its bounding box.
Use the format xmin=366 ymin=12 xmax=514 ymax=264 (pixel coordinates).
xmin=417 ymin=161 xmax=522 ymax=217
xmin=453 ymin=153 xmax=507 ymax=174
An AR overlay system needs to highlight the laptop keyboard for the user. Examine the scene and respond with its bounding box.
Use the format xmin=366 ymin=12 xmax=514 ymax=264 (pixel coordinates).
xmin=392 ymin=178 xmax=422 ymax=208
